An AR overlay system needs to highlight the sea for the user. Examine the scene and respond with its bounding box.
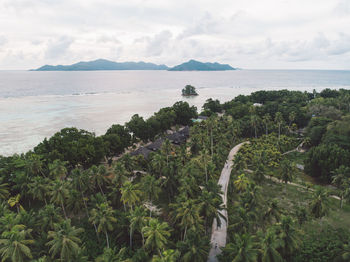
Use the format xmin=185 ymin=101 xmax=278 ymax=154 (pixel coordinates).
xmin=0 ymin=69 xmax=349 ymax=156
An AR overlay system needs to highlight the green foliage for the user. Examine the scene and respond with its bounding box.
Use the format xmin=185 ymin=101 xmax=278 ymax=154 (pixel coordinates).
xmin=293 ymin=226 xmax=350 ymax=262
xmin=182 ymin=85 xmax=198 ymax=96
xmin=203 ymin=98 xmax=222 ymax=113
xmin=34 ymin=127 xmax=106 ymax=168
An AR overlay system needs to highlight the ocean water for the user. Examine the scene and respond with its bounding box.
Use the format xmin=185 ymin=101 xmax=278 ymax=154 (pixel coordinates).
xmin=0 ymin=70 xmax=349 ymax=156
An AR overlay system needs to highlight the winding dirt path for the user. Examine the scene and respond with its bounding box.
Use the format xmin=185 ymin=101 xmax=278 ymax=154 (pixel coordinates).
xmin=207 ymin=142 xmax=249 ymax=262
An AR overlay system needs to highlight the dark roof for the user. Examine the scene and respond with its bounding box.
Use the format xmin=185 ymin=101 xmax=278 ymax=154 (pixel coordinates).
xmin=130 ymin=147 xmax=153 ymax=159
xmin=146 ymin=138 xmax=164 ymax=151
xmin=167 ymin=132 xmax=187 ymax=145
xmin=198 ymin=116 xmax=208 ymax=120
xmin=178 ymin=126 xmax=190 ymax=137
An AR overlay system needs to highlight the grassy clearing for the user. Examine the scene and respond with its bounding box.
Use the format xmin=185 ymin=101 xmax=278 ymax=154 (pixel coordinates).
xmin=260 ymin=179 xmax=350 ymax=230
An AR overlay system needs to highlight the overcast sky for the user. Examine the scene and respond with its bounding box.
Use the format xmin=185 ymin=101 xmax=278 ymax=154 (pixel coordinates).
xmin=0 ymin=0 xmax=350 ymax=70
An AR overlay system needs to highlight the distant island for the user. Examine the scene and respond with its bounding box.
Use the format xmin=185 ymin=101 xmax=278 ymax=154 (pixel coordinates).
xmin=168 ymin=59 xmax=236 ymax=71
xmin=182 ymin=85 xmax=198 ymax=96
xmin=33 ymin=59 xmax=169 ymax=71
xmin=33 ymin=59 xmax=237 ymax=71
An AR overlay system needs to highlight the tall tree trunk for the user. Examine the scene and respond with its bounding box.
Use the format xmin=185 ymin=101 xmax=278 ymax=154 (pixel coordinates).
xmin=141 ymin=232 xmax=145 ymax=247
xmin=130 ymin=228 xmax=133 ymax=249
xmin=340 ymin=195 xmax=343 ymax=209
xmin=278 ymin=124 xmax=281 ymax=139
xmin=61 ymin=201 xmax=68 ymax=219
xmin=105 ymin=231 xmax=110 ymax=248
xmin=254 ymin=126 xmax=257 ymax=138
xmin=98 ymin=183 xmax=105 ymax=196
xmin=183 ymin=225 xmax=187 ymax=241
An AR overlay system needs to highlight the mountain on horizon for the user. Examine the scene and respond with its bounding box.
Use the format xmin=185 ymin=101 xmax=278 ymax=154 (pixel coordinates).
xmin=168 ymin=59 xmax=236 ymax=71
xmin=33 ymin=59 xmax=237 ymax=71
xmin=34 ymin=59 xmax=169 ymax=71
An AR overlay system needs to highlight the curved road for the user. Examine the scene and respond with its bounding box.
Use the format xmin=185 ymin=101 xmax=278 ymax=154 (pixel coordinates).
xmin=208 ymin=142 xmax=249 ymax=262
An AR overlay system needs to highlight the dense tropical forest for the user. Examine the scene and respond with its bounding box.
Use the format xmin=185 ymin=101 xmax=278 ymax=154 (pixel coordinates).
xmin=0 ymin=89 xmax=350 ymax=261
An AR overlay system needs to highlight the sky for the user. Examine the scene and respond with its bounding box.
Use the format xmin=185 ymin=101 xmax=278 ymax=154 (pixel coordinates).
xmin=0 ymin=0 xmax=350 ymax=70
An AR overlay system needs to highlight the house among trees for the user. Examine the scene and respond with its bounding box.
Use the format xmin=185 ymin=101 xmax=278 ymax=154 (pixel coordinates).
xmin=130 ymin=147 xmax=153 ymax=159
xmin=130 ymin=126 xmax=190 ymax=158
xmin=146 ymin=138 xmax=164 ymax=151
xmin=166 ymin=126 xmax=190 ymax=145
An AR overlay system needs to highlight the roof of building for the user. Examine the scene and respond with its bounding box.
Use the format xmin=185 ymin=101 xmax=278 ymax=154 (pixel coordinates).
xmin=198 ymin=115 xmax=209 ymax=120
xmin=167 ymin=132 xmax=187 ymax=145
xmin=146 ymin=138 xmax=164 ymax=151
xmin=130 ymin=147 xmax=153 ymax=159
xmin=178 ymin=126 xmax=190 ymax=137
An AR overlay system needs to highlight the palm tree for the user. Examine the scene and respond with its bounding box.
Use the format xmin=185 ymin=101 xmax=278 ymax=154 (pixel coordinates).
xmin=161 ymin=139 xmax=173 ymax=166
xmin=90 ymin=165 xmax=110 ymax=196
xmin=331 ymin=165 xmax=350 ymax=209
xmin=152 ymin=153 xmax=166 ymax=178
xmin=38 ymin=204 xmax=63 ymax=231
xmin=70 ymin=168 xmax=91 ymax=218
xmin=262 ymin=114 xmax=271 ymax=135
xmin=0 ymin=181 xmax=9 ymax=201
xmin=240 ymin=183 xmax=262 ymax=213
xmin=141 ymin=175 xmax=161 ymax=216
xmin=253 ymin=164 xmax=265 ymax=184
xmin=280 ymin=160 xmax=294 ymax=194
xmin=28 ymin=176 xmax=49 ymax=205
xmin=8 ymin=194 xmax=24 ymax=213
xmin=229 ymin=207 xmax=257 ymax=235
xmin=233 ymin=153 xmax=247 ymax=173
xmin=295 ymin=206 xmax=307 ymax=227
xmin=172 ymin=198 xmax=203 ymax=241
xmin=309 ymin=186 xmax=330 ymax=218
xmin=49 ymin=179 xmax=69 ymax=219
xmin=0 ymin=224 xmax=34 ymax=262
xmin=151 ymin=249 xmax=180 ymax=262
xmin=142 ymin=218 xmax=171 ymax=256
xmin=274 ymin=112 xmax=284 ymax=140
xmin=260 ymin=229 xmax=283 ymax=262
xmin=48 ymin=159 xmax=67 ymax=180
xmin=263 ymin=199 xmax=281 ymax=224
xmin=276 ymin=215 xmax=300 ymax=258
xmin=250 ymin=115 xmax=260 ymax=138
xmin=128 ymin=206 xmax=148 ymax=249
xmin=222 ymin=233 xmax=258 ymax=262
xmin=120 ymin=181 xmax=142 ymax=211
xmin=24 ymin=153 xmax=46 ymax=177
xmin=89 ymin=202 xmax=117 ymax=248
xmin=66 ymin=189 xmax=85 ymax=216
xmin=288 ymin=111 xmax=296 ymax=127
xmin=46 ymin=219 xmax=84 ymax=262
xmin=341 ymin=242 xmax=350 ymax=261
xmin=199 ymin=189 xmax=225 ymax=234
xmin=200 ymin=150 xmax=211 ymax=183
xmin=112 ymin=162 xmax=128 ymax=187
xmin=234 ymin=174 xmax=251 ymax=192
xmin=95 ymin=247 xmax=118 ymax=262
xmin=177 ymin=231 xmax=209 ymax=262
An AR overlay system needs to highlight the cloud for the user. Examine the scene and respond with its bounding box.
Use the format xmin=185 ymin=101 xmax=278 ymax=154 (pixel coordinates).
xmin=96 ymin=35 xmax=121 ymax=44
xmin=334 ymin=0 xmax=350 ymax=16
xmin=178 ymin=11 xmax=244 ymax=39
xmin=136 ymin=30 xmax=173 ymax=57
xmin=0 ymin=36 xmax=7 ymax=46
xmin=45 ymin=36 xmax=74 ymax=59
xmin=1 ymin=0 xmax=350 ymax=69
